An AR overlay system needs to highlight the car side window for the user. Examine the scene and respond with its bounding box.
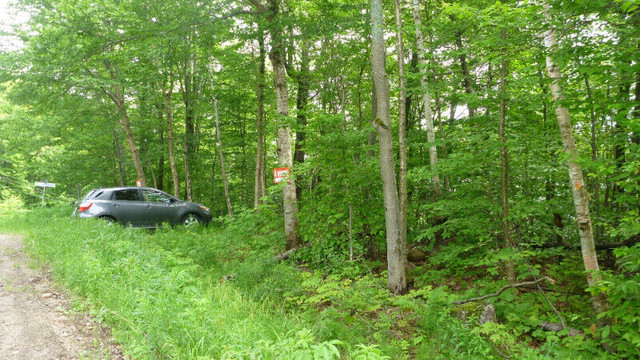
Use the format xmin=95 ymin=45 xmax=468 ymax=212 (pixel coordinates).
xmin=142 ymin=189 xmax=171 ymax=203
xmin=113 ymin=189 xmax=141 ymax=201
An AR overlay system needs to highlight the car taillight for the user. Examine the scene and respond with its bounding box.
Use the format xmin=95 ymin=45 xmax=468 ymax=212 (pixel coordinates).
xmin=78 ymin=202 xmax=93 ymax=212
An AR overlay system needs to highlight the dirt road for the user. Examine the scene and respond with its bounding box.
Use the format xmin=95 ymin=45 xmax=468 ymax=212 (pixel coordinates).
xmin=0 ymin=234 xmax=124 ymax=359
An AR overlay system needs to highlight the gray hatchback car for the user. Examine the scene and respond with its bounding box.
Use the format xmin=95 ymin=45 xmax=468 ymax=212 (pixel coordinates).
xmin=73 ymin=187 xmax=212 ymax=227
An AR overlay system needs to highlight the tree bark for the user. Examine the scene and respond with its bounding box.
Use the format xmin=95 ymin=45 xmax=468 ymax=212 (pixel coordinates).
xmin=412 ymin=0 xmax=441 ymax=199
xmin=370 ymin=0 xmax=407 ymax=294
xmin=543 ymin=4 xmax=608 ymax=321
xmin=394 ymin=0 xmax=408 ymax=244
xmin=267 ymin=0 xmax=300 ymax=250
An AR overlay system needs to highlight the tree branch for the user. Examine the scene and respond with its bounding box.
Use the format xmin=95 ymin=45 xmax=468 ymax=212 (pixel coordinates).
xmin=452 ymin=276 xmax=555 ymax=305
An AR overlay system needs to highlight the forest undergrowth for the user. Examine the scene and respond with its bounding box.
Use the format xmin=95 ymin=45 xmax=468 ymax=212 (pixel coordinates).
xmin=0 ymin=205 xmax=637 ymax=359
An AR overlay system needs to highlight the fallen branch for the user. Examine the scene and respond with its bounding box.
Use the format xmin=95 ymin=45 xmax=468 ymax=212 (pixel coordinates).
xmin=452 ymin=276 xmax=555 ymax=305
xmin=540 ymin=321 xmax=583 ymax=337
xmin=274 ymin=247 xmax=298 ymax=261
xmin=532 ymin=236 xmax=640 ymax=251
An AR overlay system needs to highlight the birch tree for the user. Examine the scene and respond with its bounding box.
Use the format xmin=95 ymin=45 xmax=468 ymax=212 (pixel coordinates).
xmin=543 ymin=3 xmax=608 ymax=321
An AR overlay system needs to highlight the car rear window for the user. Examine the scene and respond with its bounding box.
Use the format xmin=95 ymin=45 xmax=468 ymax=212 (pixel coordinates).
xmin=113 ymin=189 xmax=141 ymax=201
xmin=83 ymin=190 xmax=107 ymax=200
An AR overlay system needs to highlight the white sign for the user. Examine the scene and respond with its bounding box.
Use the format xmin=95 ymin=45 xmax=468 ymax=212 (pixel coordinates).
xmin=35 ymin=182 xmax=56 ymax=207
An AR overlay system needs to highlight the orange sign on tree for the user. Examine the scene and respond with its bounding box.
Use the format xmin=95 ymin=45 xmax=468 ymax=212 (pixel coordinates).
xmin=273 ymin=167 xmax=290 ymax=184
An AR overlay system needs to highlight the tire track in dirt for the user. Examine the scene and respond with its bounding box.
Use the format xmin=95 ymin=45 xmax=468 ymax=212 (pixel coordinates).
xmin=0 ymin=233 xmax=125 ymax=359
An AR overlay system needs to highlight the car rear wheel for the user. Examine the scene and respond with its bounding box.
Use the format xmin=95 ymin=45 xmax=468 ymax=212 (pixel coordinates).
xmin=181 ymin=213 xmax=201 ymax=226
xmin=99 ymin=216 xmax=116 ymax=225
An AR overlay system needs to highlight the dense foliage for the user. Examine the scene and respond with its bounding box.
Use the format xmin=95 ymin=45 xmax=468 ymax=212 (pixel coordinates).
xmin=1 ymin=0 xmax=639 ymax=358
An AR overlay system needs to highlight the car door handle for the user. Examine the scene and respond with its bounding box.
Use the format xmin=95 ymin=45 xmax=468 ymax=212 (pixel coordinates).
xmin=113 ymin=204 xmax=119 ymax=208
xmin=146 ymin=205 xmax=152 ymax=209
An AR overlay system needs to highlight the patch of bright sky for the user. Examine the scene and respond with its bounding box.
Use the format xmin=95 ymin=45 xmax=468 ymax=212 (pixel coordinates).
xmin=0 ymin=0 xmax=30 ymax=51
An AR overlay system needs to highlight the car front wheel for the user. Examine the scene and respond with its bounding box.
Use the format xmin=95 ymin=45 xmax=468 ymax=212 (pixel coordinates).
xmin=181 ymin=213 xmax=201 ymax=226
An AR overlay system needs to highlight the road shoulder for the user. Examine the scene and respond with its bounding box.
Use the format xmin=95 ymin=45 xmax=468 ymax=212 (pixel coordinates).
xmin=0 ymin=233 xmax=125 ymax=360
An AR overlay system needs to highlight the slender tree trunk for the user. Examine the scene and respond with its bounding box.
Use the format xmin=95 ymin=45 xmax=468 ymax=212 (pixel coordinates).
xmin=435 ymin=88 xmax=450 ymax=192
xmin=635 ymin=63 xmax=640 ymax=146
xmin=450 ymin=16 xmax=476 ymax=118
xmin=157 ymin=130 xmax=165 ymax=191
xmin=164 ymin=75 xmax=181 ymax=198
xmin=499 ymin=29 xmax=514 ymax=283
xmin=412 ymin=0 xmax=441 ymax=199
xmin=370 ymin=0 xmax=407 ymax=294
xmin=267 ymin=0 xmax=299 ymax=250
xmin=112 ymin=126 xmax=126 ymax=186
xmin=543 ymin=5 xmax=608 ymax=321
xmin=117 ymin=104 xmax=146 ymax=186
xmin=254 ymin=29 xmax=267 ymax=209
xmin=584 ymin=75 xmax=602 ymax=241
xmin=101 ymin=61 xmax=146 ymax=186
xmin=294 ymin=40 xmax=310 ymax=202
xmin=181 ymin=54 xmax=198 ymax=202
xmin=395 ymin=0 xmax=408 ymax=245
xmin=210 ymin=78 xmax=234 ymax=217
xmin=143 ymin=145 xmax=157 ymax=189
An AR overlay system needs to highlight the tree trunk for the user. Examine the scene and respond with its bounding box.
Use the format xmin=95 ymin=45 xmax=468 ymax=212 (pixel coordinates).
xmin=370 ymin=0 xmax=407 ymax=294
xmin=543 ymin=4 xmax=608 ymax=321
xmin=394 ymin=0 xmax=408 ymax=244
xmin=164 ymin=75 xmax=181 ymax=198
xmin=111 ymin=126 xmax=126 ymax=186
xmin=143 ymin=145 xmax=157 ymax=189
xmin=267 ymin=0 xmax=299 ymax=250
xmin=584 ymin=75 xmax=602 ymax=241
xmin=209 ymin=73 xmax=234 ymax=217
xmin=157 ymin=129 xmax=165 ymax=192
xmin=294 ymin=41 xmax=310 ymax=202
xmin=254 ymin=29 xmax=267 ymax=209
xmin=120 ymin=110 xmax=146 ymax=186
xmin=435 ymin=88 xmax=450 ymax=192
xmin=499 ymin=29 xmax=514 ymax=283
xmin=412 ymin=0 xmax=441 ymax=199
xmin=451 ymin=16 xmax=476 ymax=118
xmin=180 ymin=54 xmax=198 ymax=202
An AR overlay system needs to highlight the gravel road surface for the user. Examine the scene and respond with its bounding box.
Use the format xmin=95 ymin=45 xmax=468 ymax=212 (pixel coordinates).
xmin=0 ymin=233 xmax=124 ymax=359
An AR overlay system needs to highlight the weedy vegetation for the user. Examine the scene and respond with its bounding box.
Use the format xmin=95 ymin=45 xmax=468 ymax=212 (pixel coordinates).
xmin=1 ymin=205 xmax=638 ymax=359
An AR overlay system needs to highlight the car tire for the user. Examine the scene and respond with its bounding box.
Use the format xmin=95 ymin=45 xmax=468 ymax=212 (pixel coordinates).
xmin=99 ymin=216 xmax=116 ymax=225
xmin=181 ymin=213 xmax=201 ymax=226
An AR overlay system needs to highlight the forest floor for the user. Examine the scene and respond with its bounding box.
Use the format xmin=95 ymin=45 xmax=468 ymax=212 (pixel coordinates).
xmin=0 ymin=233 xmax=124 ymax=360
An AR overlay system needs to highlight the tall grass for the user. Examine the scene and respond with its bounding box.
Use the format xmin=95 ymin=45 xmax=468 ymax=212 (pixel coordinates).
xmin=0 ymin=207 xmax=350 ymax=359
